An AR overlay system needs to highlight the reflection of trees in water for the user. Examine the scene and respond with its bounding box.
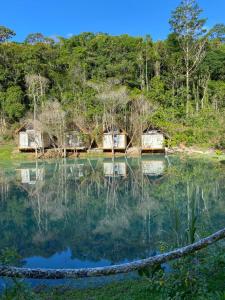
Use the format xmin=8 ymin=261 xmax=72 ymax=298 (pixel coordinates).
xmin=0 ymin=157 xmax=224 ymax=263
xmin=0 ymin=168 xmax=15 ymax=202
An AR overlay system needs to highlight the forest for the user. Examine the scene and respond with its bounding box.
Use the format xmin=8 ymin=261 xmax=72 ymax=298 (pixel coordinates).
xmin=1 ymin=0 xmax=225 ymax=148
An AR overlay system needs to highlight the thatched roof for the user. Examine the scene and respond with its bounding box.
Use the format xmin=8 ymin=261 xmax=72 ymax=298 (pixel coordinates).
xmin=143 ymin=126 xmax=170 ymax=138
xmin=103 ymin=126 xmax=128 ymax=135
xmin=15 ymin=120 xmax=43 ymax=134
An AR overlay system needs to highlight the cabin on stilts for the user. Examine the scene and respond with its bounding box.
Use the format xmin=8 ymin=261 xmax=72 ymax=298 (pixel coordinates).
xmin=103 ymin=128 xmax=128 ymax=152
xmin=141 ymin=127 xmax=167 ymax=153
xmin=63 ymin=125 xmax=90 ymax=153
xmin=16 ymin=121 xmax=51 ymax=152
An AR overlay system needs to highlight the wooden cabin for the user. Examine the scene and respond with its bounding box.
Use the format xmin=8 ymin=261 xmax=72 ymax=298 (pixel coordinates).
xmin=103 ymin=128 xmax=128 ymax=151
xmin=64 ymin=131 xmax=88 ymax=150
xmin=104 ymin=162 xmax=127 ymax=177
xmin=62 ymin=123 xmax=90 ymax=152
xmin=16 ymin=121 xmax=51 ymax=151
xmin=141 ymin=128 xmax=166 ymax=153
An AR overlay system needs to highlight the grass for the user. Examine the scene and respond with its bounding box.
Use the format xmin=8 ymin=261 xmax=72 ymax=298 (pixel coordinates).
xmin=0 ymin=144 xmax=30 ymax=163
xmin=4 ymin=274 xmax=224 ymax=300
xmin=38 ymin=280 xmax=162 ymax=300
xmin=0 ymin=144 xmax=15 ymax=161
xmin=0 ymin=144 xmax=34 ymax=165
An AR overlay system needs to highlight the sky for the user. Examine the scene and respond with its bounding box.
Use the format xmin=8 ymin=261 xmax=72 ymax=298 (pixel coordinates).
xmin=1 ymin=0 xmax=225 ymax=42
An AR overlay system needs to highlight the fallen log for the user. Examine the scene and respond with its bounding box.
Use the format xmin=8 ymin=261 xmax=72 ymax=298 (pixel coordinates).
xmin=0 ymin=227 xmax=224 ymax=279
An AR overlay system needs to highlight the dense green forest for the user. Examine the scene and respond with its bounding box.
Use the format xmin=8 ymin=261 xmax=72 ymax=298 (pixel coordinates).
xmin=1 ymin=0 xmax=225 ymax=148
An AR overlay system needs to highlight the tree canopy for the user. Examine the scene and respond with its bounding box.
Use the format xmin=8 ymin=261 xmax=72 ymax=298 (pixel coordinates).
xmin=1 ymin=0 xmax=225 ymax=148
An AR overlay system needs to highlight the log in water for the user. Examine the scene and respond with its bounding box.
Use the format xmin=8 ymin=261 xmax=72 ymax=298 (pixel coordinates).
xmin=0 ymin=227 xmax=224 ymax=279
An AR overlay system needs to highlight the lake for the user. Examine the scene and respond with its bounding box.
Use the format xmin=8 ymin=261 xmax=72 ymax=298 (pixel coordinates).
xmin=0 ymin=155 xmax=224 ymax=287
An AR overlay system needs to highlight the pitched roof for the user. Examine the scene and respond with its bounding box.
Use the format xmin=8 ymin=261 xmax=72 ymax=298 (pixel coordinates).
xmin=15 ymin=120 xmax=42 ymax=134
xmin=143 ymin=126 xmax=170 ymax=138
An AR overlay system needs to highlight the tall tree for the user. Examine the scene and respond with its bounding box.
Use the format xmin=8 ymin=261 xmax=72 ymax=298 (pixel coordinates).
xmin=24 ymin=33 xmax=53 ymax=45
xmin=0 ymin=26 xmax=15 ymax=43
xmin=169 ymin=0 xmax=207 ymax=116
xmin=25 ymin=74 xmax=49 ymax=123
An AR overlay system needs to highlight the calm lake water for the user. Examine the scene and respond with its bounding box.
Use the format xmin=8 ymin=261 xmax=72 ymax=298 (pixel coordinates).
xmin=0 ymin=155 xmax=224 ymax=287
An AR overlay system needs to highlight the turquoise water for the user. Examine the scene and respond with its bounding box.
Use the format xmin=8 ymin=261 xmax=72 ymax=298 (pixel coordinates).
xmin=0 ymin=155 xmax=224 ymax=286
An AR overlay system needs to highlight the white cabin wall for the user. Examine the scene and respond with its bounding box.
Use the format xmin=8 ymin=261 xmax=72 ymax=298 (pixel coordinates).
xmin=103 ymin=134 xmax=127 ymax=149
xmin=19 ymin=132 xmax=29 ymax=148
xmin=28 ymin=131 xmax=43 ymax=148
xmin=142 ymin=134 xmax=164 ymax=149
xmin=103 ymin=134 xmax=113 ymax=149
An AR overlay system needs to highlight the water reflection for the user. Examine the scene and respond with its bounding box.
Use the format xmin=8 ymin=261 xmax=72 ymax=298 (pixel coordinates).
xmin=0 ymin=156 xmax=224 ymax=271
xmin=18 ymin=167 xmax=44 ymax=185
xmin=104 ymin=161 xmax=127 ymax=177
xmin=142 ymin=157 xmax=166 ymax=177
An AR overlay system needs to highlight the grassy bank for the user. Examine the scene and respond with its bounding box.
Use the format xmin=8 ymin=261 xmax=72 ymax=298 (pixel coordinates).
xmin=1 ymin=142 xmax=225 ymax=162
xmin=0 ymin=144 xmax=33 ymax=163
xmin=3 ymin=276 xmax=225 ymax=300
xmin=0 ymin=143 xmax=134 ymax=162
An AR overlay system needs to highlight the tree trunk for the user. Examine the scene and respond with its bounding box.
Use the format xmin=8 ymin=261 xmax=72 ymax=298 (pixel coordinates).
xmin=0 ymin=227 xmax=224 ymax=279
xmin=186 ymin=69 xmax=190 ymax=117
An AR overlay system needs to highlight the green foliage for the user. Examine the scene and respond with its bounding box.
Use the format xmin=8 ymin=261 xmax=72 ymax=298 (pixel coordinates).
xmin=0 ymin=26 xmax=15 ymax=43
xmin=4 ymin=86 xmax=25 ymax=121
xmin=0 ymin=248 xmax=21 ymax=266
xmin=215 ymin=149 xmax=223 ymax=156
xmin=169 ymin=0 xmax=207 ymax=39
xmin=0 ymin=1 xmax=225 ymax=148
xmin=2 ymin=281 xmax=39 ymax=300
xmin=137 ymin=246 xmax=225 ymax=300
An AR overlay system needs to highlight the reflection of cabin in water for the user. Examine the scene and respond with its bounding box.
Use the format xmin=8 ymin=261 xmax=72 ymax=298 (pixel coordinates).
xmin=19 ymin=168 xmax=44 ymax=185
xmin=104 ymin=162 xmax=127 ymax=177
xmin=141 ymin=128 xmax=166 ymax=153
xmin=16 ymin=121 xmax=51 ymax=151
xmin=103 ymin=128 xmax=128 ymax=151
xmin=64 ymin=163 xmax=85 ymax=179
xmin=142 ymin=159 xmax=166 ymax=177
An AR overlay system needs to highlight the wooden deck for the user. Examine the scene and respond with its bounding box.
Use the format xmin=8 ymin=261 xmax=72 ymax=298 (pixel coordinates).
xmin=64 ymin=147 xmax=86 ymax=151
xmin=141 ymin=148 xmax=165 ymax=154
xmin=103 ymin=148 xmax=126 ymax=152
xmin=18 ymin=147 xmax=43 ymax=152
xmin=19 ymin=147 xmax=87 ymax=153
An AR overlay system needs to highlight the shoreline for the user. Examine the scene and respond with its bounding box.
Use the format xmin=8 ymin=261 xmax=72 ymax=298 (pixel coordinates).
xmin=1 ymin=144 xmax=225 ymax=163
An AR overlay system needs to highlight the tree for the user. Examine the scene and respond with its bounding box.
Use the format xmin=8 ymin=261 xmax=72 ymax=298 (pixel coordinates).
xmin=25 ymin=74 xmax=49 ymax=123
xmin=209 ymin=24 xmax=225 ymax=42
xmin=169 ymin=0 xmax=207 ymax=116
xmin=208 ymin=80 xmax=225 ymax=110
xmin=4 ymin=86 xmax=25 ymax=120
xmin=93 ymin=81 xmax=130 ymax=131
xmin=40 ymin=100 xmax=66 ymax=154
xmin=24 ymin=33 xmax=51 ymax=45
xmin=0 ymin=26 xmax=15 ymax=43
